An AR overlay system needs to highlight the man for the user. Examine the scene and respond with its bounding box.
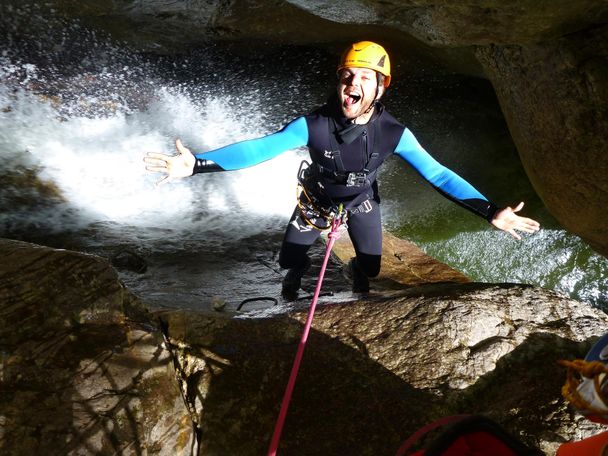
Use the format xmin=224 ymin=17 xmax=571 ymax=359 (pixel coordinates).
xmin=144 ymin=41 xmax=540 ymax=300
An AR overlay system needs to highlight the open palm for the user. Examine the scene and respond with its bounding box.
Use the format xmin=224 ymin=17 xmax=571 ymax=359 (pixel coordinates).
xmin=491 ymin=202 xmax=540 ymax=240
xmin=144 ymin=139 xmax=195 ymax=185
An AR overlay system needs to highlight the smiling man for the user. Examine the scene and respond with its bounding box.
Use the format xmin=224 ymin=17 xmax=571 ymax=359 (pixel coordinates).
xmin=339 ymin=66 xmax=382 ymax=121
xmin=145 ymin=41 xmax=540 ymax=300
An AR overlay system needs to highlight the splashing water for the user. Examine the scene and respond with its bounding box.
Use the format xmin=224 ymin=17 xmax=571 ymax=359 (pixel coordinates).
xmin=0 ymin=64 xmax=304 ymax=237
xmin=1 ymin=4 xmax=308 ymax=240
xmin=1 ymin=4 xmax=606 ymax=311
xmin=0 ymin=7 xmax=319 ymax=309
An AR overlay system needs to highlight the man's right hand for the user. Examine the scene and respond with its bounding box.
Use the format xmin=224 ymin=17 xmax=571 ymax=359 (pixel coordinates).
xmin=144 ymin=139 xmax=195 ymax=186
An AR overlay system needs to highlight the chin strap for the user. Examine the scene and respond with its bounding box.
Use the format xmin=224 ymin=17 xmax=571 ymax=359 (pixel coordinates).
xmin=359 ymin=100 xmax=377 ymax=119
xmin=355 ymin=73 xmax=383 ymax=121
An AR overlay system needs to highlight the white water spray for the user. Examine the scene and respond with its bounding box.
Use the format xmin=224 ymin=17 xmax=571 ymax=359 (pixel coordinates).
xmin=0 ymin=74 xmax=304 ymax=237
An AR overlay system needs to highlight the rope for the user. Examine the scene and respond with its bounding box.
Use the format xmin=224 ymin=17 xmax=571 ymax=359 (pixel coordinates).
xmin=559 ymin=359 xmax=608 ymax=416
xmin=267 ymin=207 xmax=344 ymax=456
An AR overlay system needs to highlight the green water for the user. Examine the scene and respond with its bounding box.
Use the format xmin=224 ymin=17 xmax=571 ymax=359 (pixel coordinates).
xmin=377 ymin=71 xmax=607 ymax=309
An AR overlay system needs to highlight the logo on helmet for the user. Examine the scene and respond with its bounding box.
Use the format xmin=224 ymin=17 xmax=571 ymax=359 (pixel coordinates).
xmin=377 ymin=55 xmax=386 ymax=68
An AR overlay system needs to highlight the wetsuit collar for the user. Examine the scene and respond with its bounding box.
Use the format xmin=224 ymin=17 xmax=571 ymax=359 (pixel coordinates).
xmin=337 ymin=123 xmax=366 ymax=144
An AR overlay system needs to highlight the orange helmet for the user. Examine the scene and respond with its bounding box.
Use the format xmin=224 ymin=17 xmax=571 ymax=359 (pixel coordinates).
xmin=337 ymin=41 xmax=391 ymax=87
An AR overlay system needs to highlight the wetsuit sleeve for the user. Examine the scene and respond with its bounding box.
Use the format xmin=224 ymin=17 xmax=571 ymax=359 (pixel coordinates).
xmin=394 ymin=128 xmax=499 ymax=221
xmin=193 ymin=116 xmax=308 ymax=172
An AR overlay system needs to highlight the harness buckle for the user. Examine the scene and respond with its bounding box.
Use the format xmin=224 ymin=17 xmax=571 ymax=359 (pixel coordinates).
xmin=345 ymin=172 xmax=368 ymax=187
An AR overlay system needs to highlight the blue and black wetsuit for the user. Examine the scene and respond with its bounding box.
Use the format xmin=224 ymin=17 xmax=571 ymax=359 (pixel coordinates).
xmin=194 ymin=98 xmax=498 ymax=277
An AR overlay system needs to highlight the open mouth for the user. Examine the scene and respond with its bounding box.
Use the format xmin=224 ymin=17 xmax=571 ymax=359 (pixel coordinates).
xmin=345 ymin=92 xmax=361 ymax=106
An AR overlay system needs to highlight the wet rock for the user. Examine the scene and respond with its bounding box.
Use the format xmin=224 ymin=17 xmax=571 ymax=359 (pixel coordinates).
xmin=24 ymin=1 xmax=608 ymax=50
xmin=476 ymin=25 xmax=608 ymax=257
xmin=110 ymin=248 xmax=148 ymax=273
xmin=0 ymin=165 xmax=65 ymax=211
xmin=332 ymin=230 xmax=470 ymax=289
xmin=285 ymin=1 xmax=608 ymax=46
xmin=158 ymin=282 xmax=608 ymax=455
xmin=0 ymin=239 xmax=195 ymax=455
xmin=2 ymin=237 xmax=607 ymax=455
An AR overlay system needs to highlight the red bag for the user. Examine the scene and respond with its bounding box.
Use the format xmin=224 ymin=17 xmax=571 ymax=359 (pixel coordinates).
xmin=395 ymin=415 xmax=542 ymax=456
xmin=556 ymin=430 xmax=608 ymax=455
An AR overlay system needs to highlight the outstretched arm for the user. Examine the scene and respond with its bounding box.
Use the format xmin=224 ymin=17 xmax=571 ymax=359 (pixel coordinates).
xmin=143 ymin=117 xmax=309 ymax=185
xmin=394 ymin=128 xmax=540 ymax=239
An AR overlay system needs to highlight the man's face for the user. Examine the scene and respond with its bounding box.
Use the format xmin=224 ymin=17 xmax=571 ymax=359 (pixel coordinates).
xmin=337 ymin=67 xmax=381 ymax=120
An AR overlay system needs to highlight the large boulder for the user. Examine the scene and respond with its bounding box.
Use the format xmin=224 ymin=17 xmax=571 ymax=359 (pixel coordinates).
xmin=17 ymin=1 xmax=608 ymax=49
xmin=159 ymin=282 xmax=608 ymax=455
xmin=476 ymin=25 xmax=608 ymax=256
xmin=284 ymin=1 xmax=608 ymax=46
xmin=0 ymin=239 xmax=196 ymax=455
xmin=2 ymin=236 xmax=607 ymax=455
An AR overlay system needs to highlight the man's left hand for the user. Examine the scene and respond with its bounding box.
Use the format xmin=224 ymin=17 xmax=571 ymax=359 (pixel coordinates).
xmin=491 ymin=202 xmax=540 ymax=240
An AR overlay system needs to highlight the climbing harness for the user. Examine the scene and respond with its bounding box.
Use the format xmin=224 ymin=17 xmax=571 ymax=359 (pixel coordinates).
xmin=267 ymin=204 xmax=345 ymax=456
xmin=296 ymin=160 xmax=346 ymax=231
xmin=320 ymin=116 xmax=383 ymax=189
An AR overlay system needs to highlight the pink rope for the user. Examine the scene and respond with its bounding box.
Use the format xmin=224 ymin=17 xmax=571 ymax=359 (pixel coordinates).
xmin=267 ymin=215 xmax=343 ymax=456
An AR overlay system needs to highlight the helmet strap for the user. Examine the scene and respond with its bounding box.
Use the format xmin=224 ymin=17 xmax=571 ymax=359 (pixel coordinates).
xmin=359 ymin=73 xmax=382 ymax=118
